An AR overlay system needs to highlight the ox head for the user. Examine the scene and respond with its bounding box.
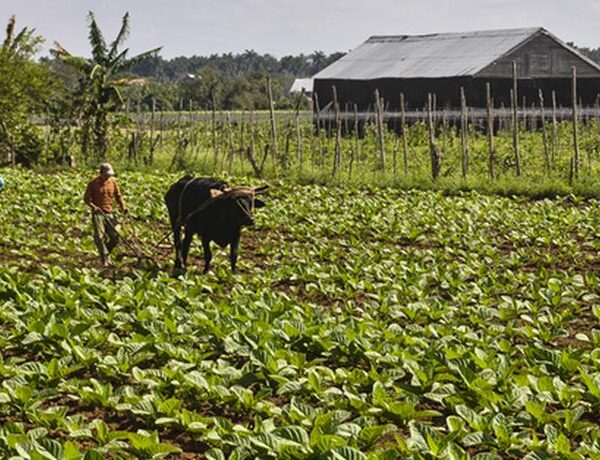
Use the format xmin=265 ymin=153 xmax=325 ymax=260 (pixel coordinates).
xmin=211 ymin=185 xmax=268 ymax=226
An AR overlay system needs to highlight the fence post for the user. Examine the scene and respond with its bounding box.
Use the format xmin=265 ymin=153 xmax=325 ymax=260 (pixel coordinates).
xmin=332 ymin=85 xmax=342 ymax=177
xmin=400 ymin=93 xmax=408 ymax=175
xmin=350 ymin=103 xmax=359 ymax=179
xmin=295 ymin=97 xmax=303 ymax=174
xmin=486 ymin=82 xmax=495 ymax=180
xmin=427 ymin=93 xmax=440 ymax=180
xmin=211 ymin=92 xmax=218 ymax=170
xmin=572 ymin=67 xmax=580 ymax=178
xmin=150 ymin=98 xmax=156 ymax=164
xmin=267 ymin=76 xmax=278 ymax=174
xmin=512 ymin=61 xmax=521 ymax=176
xmin=460 ymin=87 xmax=468 ymax=178
xmin=374 ymin=89 xmax=386 ymax=172
xmin=551 ymin=90 xmax=558 ymax=170
xmin=538 ymin=89 xmax=549 ymax=174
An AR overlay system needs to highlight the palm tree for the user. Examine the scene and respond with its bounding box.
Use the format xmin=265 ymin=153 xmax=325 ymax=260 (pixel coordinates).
xmin=52 ymin=12 xmax=160 ymax=161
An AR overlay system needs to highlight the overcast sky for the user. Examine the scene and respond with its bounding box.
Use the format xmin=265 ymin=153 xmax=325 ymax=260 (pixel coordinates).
xmin=2 ymin=0 xmax=599 ymax=58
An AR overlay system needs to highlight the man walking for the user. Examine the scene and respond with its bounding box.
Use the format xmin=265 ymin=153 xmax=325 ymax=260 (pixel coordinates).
xmin=84 ymin=163 xmax=127 ymax=267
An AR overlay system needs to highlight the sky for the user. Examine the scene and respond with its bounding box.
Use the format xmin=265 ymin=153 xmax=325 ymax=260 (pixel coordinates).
xmin=2 ymin=0 xmax=599 ymax=59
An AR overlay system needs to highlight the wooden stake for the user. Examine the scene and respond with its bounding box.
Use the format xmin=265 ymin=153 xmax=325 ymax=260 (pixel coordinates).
xmin=267 ymin=76 xmax=278 ymax=172
xmin=460 ymin=87 xmax=468 ymax=178
xmin=226 ymin=111 xmax=234 ymax=173
xmin=400 ymin=93 xmax=408 ymax=175
xmin=295 ymin=95 xmax=303 ymax=174
xmin=427 ymin=93 xmax=440 ymax=180
xmin=486 ymin=82 xmax=495 ymax=180
xmin=572 ymin=66 xmax=580 ymax=178
xmin=511 ymin=61 xmax=521 ymax=176
xmin=539 ymin=89 xmax=549 ymax=174
xmin=552 ymin=90 xmax=558 ymax=170
xmin=211 ymin=92 xmax=218 ymax=170
xmin=350 ymin=104 xmax=359 ymax=178
xmin=375 ymin=89 xmax=386 ymax=172
xmin=150 ymin=98 xmax=156 ymax=164
xmin=332 ymin=85 xmax=342 ymax=177
xmin=188 ymin=99 xmax=194 ymax=147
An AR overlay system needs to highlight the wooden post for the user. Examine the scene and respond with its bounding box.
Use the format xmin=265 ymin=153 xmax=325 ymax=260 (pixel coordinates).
xmin=211 ymin=92 xmax=218 ymax=169
xmin=177 ymin=98 xmax=183 ymax=141
xmin=539 ymin=89 xmax=549 ymax=174
xmin=226 ymin=111 xmax=234 ymax=173
xmin=572 ymin=67 xmax=580 ymax=178
xmin=332 ymin=86 xmax=342 ymax=177
xmin=295 ymin=97 xmax=303 ymax=174
xmin=522 ymin=96 xmax=527 ymax=131
xmin=486 ymin=83 xmax=495 ymax=180
xmin=460 ymin=87 xmax=468 ymax=178
xmin=552 ymin=90 xmax=558 ymax=170
xmin=375 ymin=89 xmax=386 ymax=172
xmin=158 ymin=108 xmax=164 ymax=152
xmin=400 ymin=93 xmax=408 ymax=175
xmin=427 ymin=93 xmax=440 ymax=180
xmin=267 ymin=76 xmax=278 ymax=172
xmin=350 ymin=104 xmax=359 ymax=178
xmin=511 ymin=61 xmax=521 ymax=176
xmin=314 ymin=92 xmax=321 ymax=137
xmin=595 ymin=94 xmax=600 ymax=132
xmin=188 ymin=99 xmax=194 ymax=147
xmin=149 ymin=98 xmax=156 ymax=164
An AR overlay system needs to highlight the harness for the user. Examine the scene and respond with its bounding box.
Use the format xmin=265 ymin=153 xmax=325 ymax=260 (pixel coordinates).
xmin=176 ymin=176 xmax=197 ymax=227
xmin=235 ymin=193 xmax=256 ymax=221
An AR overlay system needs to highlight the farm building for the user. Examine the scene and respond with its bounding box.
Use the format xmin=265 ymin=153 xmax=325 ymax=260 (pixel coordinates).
xmin=312 ymin=27 xmax=600 ymax=112
xmin=289 ymin=78 xmax=314 ymax=95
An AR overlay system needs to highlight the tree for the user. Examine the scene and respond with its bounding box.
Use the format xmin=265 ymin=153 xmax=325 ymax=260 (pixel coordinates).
xmin=0 ymin=16 xmax=54 ymax=166
xmin=51 ymin=12 xmax=160 ymax=162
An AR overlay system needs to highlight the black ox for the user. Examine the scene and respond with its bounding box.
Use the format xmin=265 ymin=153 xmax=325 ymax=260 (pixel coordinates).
xmin=164 ymin=176 xmax=267 ymax=273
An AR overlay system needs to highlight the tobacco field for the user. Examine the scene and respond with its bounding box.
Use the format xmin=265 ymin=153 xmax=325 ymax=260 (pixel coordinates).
xmin=1 ymin=169 xmax=600 ymax=459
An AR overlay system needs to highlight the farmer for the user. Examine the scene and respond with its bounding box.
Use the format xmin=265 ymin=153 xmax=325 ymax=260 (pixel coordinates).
xmin=84 ymin=163 xmax=128 ymax=267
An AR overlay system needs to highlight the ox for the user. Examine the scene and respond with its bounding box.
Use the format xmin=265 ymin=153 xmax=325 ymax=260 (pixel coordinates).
xmin=164 ymin=176 xmax=267 ymax=273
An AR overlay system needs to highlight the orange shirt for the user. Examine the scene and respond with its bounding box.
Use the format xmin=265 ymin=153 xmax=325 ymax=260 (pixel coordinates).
xmin=84 ymin=176 xmax=125 ymax=213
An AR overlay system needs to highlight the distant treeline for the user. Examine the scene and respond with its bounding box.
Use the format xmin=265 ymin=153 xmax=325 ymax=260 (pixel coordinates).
xmin=130 ymin=50 xmax=345 ymax=82
xmin=117 ymin=51 xmax=345 ymax=111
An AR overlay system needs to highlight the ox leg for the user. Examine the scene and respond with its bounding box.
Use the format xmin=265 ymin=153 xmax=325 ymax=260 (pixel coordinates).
xmin=230 ymin=236 xmax=240 ymax=274
xmin=180 ymin=229 xmax=194 ymax=270
xmin=201 ymin=237 xmax=212 ymax=274
xmin=173 ymin=226 xmax=183 ymax=270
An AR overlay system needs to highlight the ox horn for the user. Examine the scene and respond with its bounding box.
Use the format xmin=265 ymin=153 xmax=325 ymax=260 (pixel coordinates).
xmin=253 ymin=185 xmax=270 ymax=194
xmin=209 ymin=188 xmax=224 ymax=198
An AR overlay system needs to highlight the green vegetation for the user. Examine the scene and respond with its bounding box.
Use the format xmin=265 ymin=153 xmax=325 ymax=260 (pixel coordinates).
xmin=50 ymin=12 xmax=161 ymax=161
xmin=34 ymin=111 xmax=600 ymax=200
xmin=3 ymin=11 xmax=600 ymax=459
xmin=0 ymin=16 xmax=56 ymax=166
xmin=1 ymin=169 xmax=600 ymax=458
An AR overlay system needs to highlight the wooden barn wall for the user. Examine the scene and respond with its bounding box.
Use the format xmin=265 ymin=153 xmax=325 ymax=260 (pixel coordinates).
xmin=478 ymin=34 xmax=600 ymax=79
xmin=314 ymin=77 xmax=600 ymax=111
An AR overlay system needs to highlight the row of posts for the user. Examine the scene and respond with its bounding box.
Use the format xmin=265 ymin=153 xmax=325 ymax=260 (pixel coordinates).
xmin=323 ymin=63 xmax=585 ymax=181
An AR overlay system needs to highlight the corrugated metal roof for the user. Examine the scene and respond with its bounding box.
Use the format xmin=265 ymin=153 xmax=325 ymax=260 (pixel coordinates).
xmin=289 ymin=78 xmax=314 ymax=93
xmin=314 ymin=28 xmax=541 ymax=80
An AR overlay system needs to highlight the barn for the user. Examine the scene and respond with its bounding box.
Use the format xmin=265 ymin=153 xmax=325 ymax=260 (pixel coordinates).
xmin=312 ymin=28 xmax=600 ymax=111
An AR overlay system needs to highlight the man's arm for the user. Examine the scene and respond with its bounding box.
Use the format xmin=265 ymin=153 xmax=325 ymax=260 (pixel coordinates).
xmin=113 ymin=180 xmax=127 ymax=212
xmin=84 ymin=181 xmax=99 ymax=211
